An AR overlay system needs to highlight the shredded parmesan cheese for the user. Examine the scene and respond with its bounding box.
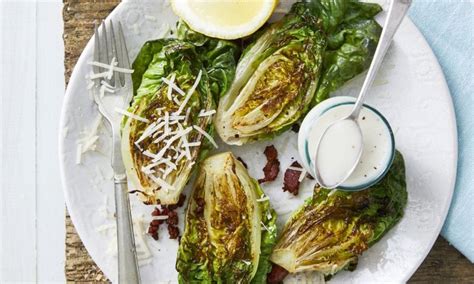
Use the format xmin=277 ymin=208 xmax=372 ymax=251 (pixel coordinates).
xmin=261 ymin=221 xmax=272 ymax=232
xmin=288 ymin=166 xmax=303 ymax=171
xmin=153 ymin=215 xmax=169 ymax=220
xmin=88 ymin=60 xmax=134 ymax=74
xmin=182 ymin=141 xmax=201 ymax=148
xmin=176 ymin=70 xmax=202 ymax=115
xmin=145 ymin=15 xmax=157 ymax=21
xmin=162 ymin=75 xmax=185 ymax=96
xmin=114 ymin=107 xmax=150 ymax=123
xmin=193 ymin=125 xmax=218 ymax=149
xmin=76 ymin=144 xmax=83 ymax=164
xmin=198 ymin=109 xmax=216 ymax=118
xmin=298 ymin=169 xmax=307 ymax=182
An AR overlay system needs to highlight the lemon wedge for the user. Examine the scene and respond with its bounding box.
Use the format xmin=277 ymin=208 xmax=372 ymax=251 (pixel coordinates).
xmin=171 ymin=0 xmax=278 ymax=40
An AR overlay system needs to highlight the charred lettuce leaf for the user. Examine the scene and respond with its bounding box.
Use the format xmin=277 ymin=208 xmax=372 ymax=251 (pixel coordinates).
xmin=215 ymin=3 xmax=326 ymax=145
xmin=271 ymin=151 xmax=407 ymax=277
xmin=176 ymin=152 xmax=277 ymax=283
xmin=122 ymin=40 xmax=214 ymax=205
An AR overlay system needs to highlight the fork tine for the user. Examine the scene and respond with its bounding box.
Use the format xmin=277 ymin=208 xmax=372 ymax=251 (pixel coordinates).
xmin=100 ymin=21 xmax=111 ymax=82
xmin=93 ymin=23 xmax=101 ymax=80
xmin=118 ymin=22 xmax=131 ymax=69
xmin=118 ymin=21 xmax=133 ymax=91
xmin=109 ymin=20 xmax=122 ymax=88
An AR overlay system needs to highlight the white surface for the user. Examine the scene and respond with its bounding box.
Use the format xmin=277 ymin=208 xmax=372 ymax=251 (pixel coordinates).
xmin=59 ymin=1 xmax=457 ymax=284
xmin=0 ymin=1 xmax=65 ymax=282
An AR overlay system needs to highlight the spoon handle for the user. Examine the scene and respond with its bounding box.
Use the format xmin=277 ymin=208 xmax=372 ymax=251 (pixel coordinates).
xmin=350 ymin=0 xmax=412 ymax=119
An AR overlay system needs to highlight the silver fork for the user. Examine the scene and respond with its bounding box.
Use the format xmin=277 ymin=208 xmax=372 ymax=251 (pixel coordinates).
xmin=93 ymin=20 xmax=140 ymax=284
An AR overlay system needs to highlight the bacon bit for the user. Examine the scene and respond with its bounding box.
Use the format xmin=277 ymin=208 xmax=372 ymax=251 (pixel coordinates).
xmin=264 ymin=145 xmax=278 ymax=160
xmin=267 ymin=264 xmax=289 ymax=284
xmin=148 ymin=225 xmax=158 ymax=234
xmin=237 ymin=157 xmax=248 ymax=169
xmin=258 ymin=145 xmax=280 ymax=184
xmin=168 ymin=224 xmax=179 ymax=239
xmin=151 ymin=219 xmax=162 ymax=227
xmin=166 ymin=204 xmax=178 ymax=211
xmin=151 ymin=207 xmax=161 ymax=216
xmin=167 ymin=211 xmax=179 ymax=226
xmin=160 ymin=207 xmax=170 ymax=216
xmin=148 ymin=220 xmax=160 ymax=240
xmin=283 ymin=161 xmax=303 ymax=195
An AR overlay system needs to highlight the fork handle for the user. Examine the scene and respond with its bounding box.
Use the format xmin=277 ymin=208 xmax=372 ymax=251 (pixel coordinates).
xmin=114 ymin=174 xmax=140 ymax=284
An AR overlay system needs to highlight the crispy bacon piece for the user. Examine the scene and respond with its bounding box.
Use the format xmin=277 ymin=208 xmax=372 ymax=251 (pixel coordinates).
xmin=148 ymin=220 xmax=160 ymax=240
xmin=149 ymin=204 xmax=182 ymax=240
xmin=283 ymin=161 xmax=303 ymax=195
xmin=167 ymin=210 xmax=179 ymax=226
xmin=267 ymin=264 xmax=289 ymax=284
xmin=168 ymin=225 xmax=180 ymax=239
xmin=258 ymin=145 xmax=280 ymax=183
xmin=151 ymin=207 xmax=161 ymax=216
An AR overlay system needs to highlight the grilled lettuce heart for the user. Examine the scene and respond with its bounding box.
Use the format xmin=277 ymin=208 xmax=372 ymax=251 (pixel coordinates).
xmin=176 ymin=152 xmax=277 ymax=283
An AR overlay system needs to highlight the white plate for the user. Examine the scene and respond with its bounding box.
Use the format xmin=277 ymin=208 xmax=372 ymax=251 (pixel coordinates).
xmin=59 ymin=1 xmax=457 ymax=283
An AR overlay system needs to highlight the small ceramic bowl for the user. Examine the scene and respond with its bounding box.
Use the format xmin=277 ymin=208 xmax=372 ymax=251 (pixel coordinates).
xmin=298 ymin=96 xmax=395 ymax=191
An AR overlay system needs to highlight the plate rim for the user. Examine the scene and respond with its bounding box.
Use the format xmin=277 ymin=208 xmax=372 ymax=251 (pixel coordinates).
xmin=58 ymin=3 xmax=458 ymax=282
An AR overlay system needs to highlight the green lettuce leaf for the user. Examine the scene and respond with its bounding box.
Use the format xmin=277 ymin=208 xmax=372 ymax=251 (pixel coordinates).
xmin=177 ymin=21 xmax=240 ymax=101
xmin=312 ymin=0 xmax=383 ymax=104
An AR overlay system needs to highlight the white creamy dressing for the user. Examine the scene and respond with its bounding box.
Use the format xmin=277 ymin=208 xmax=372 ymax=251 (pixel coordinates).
xmin=307 ymin=104 xmax=393 ymax=188
xmin=315 ymin=119 xmax=363 ymax=187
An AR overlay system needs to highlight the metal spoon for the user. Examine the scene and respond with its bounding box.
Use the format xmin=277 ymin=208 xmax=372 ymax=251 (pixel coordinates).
xmin=313 ymin=0 xmax=412 ymax=189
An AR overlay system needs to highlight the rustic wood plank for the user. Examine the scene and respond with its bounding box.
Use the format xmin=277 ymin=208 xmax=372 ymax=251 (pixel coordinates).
xmin=409 ymin=236 xmax=474 ymax=283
